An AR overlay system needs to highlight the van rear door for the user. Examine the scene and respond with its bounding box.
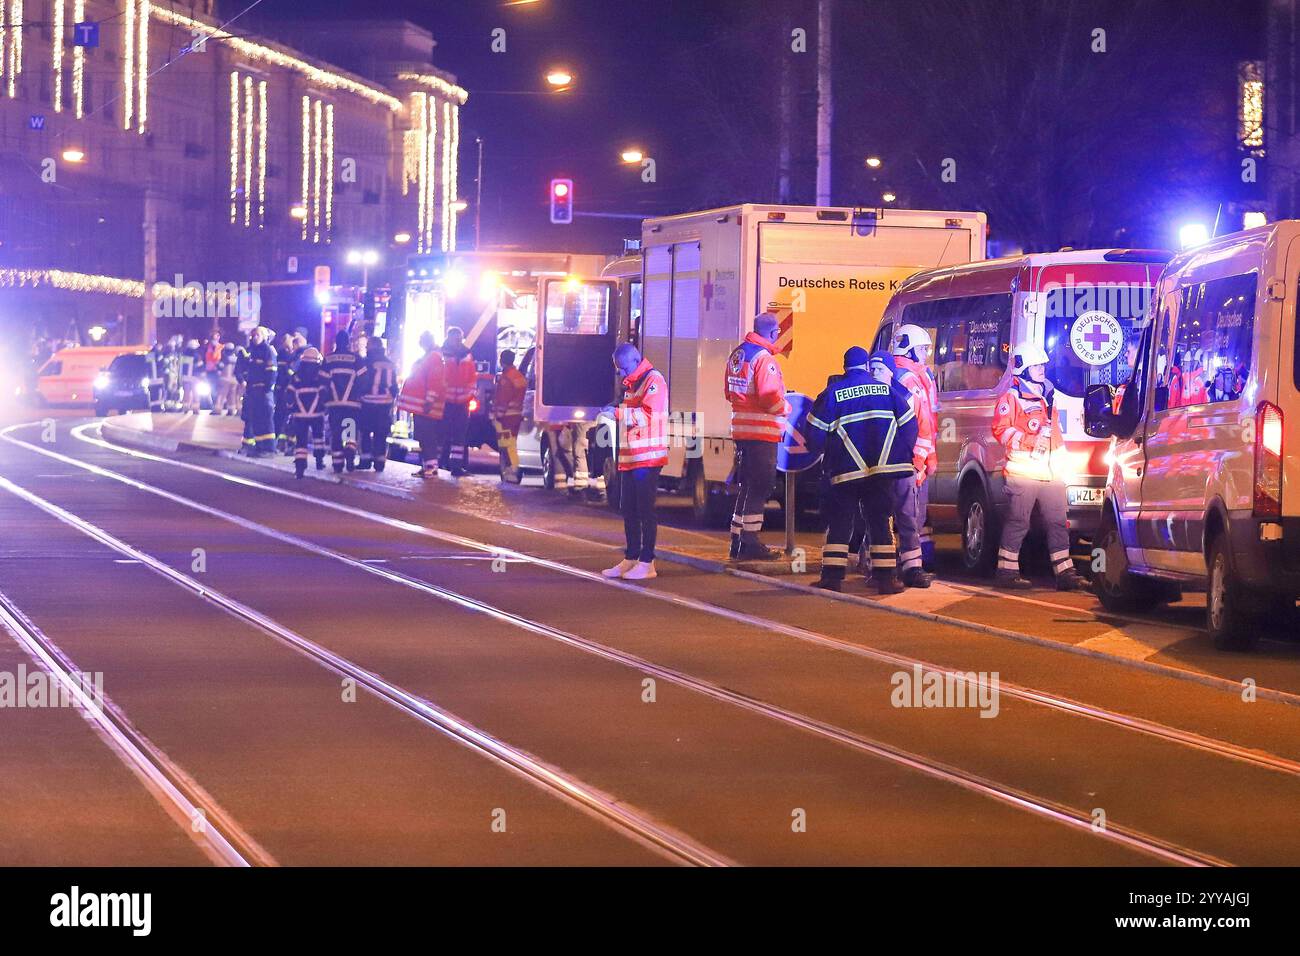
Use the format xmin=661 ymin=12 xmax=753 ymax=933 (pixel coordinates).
xmin=534 ymin=277 xmax=620 ymax=423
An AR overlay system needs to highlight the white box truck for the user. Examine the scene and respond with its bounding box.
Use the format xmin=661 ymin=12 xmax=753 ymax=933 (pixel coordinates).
xmin=636 ymin=203 xmax=987 ymax=522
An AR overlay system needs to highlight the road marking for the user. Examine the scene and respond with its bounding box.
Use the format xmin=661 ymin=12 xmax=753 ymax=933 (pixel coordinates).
xmin=0 ymin=578 xmax=265 ymax=868
xmin=875 ymin=580 xmax=969 ymax=614
xmin=1079 ymin=625 xmax=1193 ymax=661
xmin=0 ymin=462 xmax=727 ymax=868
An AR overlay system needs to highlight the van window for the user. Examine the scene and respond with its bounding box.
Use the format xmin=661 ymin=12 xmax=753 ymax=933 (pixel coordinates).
xmin=39 ymin=360 xmax=63 ymax=377
xmin=871 ymin=322 xmax=894 ymax=354
xmin=1154 ymin=273 xmax=1255 ymax=411
xmin=902 ymin=294 xmax=1011 ymax=392
xmin=1043 ymin=283 xmax=1151 ymax=398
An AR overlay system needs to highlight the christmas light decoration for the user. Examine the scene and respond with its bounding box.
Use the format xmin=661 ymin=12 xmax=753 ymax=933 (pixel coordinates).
xmin=122 ymin=0 xmax=133 ymax=128
xmin=243 ymin=75 xmax=253 ymax=227
xmin=312 ymin=98 xmax=322 ymax=243
xmin=300 ymin=94 xmax=310 ymax=241
xmin=8 ymin=0 xmax=23 ymax=100
xmin=72 ymin=0 xmax=83 ymax=117
xmin=441 ymin=99 xmax=451 ymax=251
xmin=151 ymin=6 xmax=401 ymax=110
xmin=395 ymin=71 xmax=468 ymax=105
xmin=54 ymin=0 xmax=65 ymax=115
xmin=137 ymin=0 xmax=149 ymax=131
xmin=257 ymin=80 xmax=267 ymax=229
xmin=229 ymin=72 xmax=239 ymax=224
xmin=325 ymin=102 xmax=334 ymax=240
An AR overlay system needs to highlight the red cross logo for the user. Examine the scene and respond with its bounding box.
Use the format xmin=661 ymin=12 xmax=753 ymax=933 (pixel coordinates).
xmin=1084 ymin=323 xmax=1110 ymax=352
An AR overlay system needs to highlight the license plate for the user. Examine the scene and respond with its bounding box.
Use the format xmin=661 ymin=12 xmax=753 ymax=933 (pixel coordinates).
xmin=1068 ymin=485 xmax=1104 ymax=506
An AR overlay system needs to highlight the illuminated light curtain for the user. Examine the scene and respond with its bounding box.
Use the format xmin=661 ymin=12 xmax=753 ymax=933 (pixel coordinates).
xmin=448 ymin=102 xmax=459 ymax=252
xmin=137 ymin=0 xmax=149 ymax=131
xmin=229 ymin=71 xmax=239 ymax=223
xmin=300 ymin=95 xmax=310 ymax=240
xmin=121 ymin=0 xmax=133 ymax=128
xmin=325 ymin=103 xmax=334 ymax=240
xmin=2 ymin=0 xmax=24 ymax=100
xmin=413 ymin=93 xmax=428 ymax=253
xmin=441 ymin=100 xmax=451 ymax=251
xmin=243 ymin=75 xmax=254 ymax=226
xmin=257 ymin=80 xmax=267 ymax=228
xmin=299 ymin=94 xmax=333 ymax=244
xmin=72 ymin=0 xmax=84 ymax=116
xmin=312 ymin=98 xmax=322 ymax=243
xmin=53 ymin=0 xmax=64 ymax=113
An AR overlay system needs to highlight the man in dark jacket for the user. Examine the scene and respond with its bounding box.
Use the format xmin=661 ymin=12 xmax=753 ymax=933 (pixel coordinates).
xmin=805 ymin=346 xmax=917 ymax=594
xmin=355 ymin=338 xmax=398 ymax=472
xmin=245 ymin=327 xmax=279 ymax=456
xmin=322 ymin=329 xmax=361 ymax=472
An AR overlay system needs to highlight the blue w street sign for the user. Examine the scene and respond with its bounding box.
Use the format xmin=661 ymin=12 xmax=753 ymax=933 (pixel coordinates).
xmin=74 ymin=22 xmax=99 ymax=48
xmin=777 ymin=391 xmax=822 ymax=473
xmin=29 ymin=115 xmax=45 ymax=130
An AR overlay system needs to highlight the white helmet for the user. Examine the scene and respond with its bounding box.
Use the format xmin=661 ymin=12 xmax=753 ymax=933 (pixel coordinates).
xmin=893 ymin=324 xmax=932 ymax=357
xmin=1011 ymin=342 xmax=1050 ymax=375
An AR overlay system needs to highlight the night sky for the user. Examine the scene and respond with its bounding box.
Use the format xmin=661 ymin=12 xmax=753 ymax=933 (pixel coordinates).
xmin=241 ymin=0 xmax=1264 ymax=255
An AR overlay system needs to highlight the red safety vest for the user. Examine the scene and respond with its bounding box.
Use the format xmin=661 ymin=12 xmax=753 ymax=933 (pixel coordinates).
xmin=397 ymin=351 xmax=445 ymax=419
xmin=492 ymin=366 xmax=527 ymax=429
xmin=724 ymin=332 xmax=790 ymax=442
xmin=443 ymin=352 xmax=477 ymax=405
xmin=617 ymin=359 xmax=669 ymax=471
xmin=893 ymin=354 xmax=938 ymax=474
xmin=991 ymin=377 xmax=1060 ymax=482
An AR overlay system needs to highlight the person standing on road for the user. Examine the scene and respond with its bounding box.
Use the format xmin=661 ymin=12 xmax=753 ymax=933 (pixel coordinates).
xmin=179 ymin=338 xmax=204 ymax=413
xmin=322 ymin=329 xmax=362 ymax=473
xmin=245 ymin=327 xmax=279 ymax=456
xmin=272 ymin=332 xmax=298 ymax=453
xmin=212 ymin=342 xmax=239 ymax=415
xmin=806 ymin=346 xmax=917 ymax=594
xmin=893 ymin=324 xmax=939 ymax=570
xmin=724 ymin=311 xmax=791 ymax=561
xmin=868 ymin=351 xmax=931 ymax=589
xmin=491 ymin=349 xmax=527 ymax=482
xmin=439 ymin=327 xmax=477 ymax=477
xmin=355 ymin=338 xmax=398 ymax=472
xmin=397 ymin=331 xmax=445 ymax=478
xmin=285 ymin=348 xmax=327 ymax=477
xmin=601 ymin=343 xmax=668 ymax=581
xmin=991 ymin=343 xmax=1085 ymax=591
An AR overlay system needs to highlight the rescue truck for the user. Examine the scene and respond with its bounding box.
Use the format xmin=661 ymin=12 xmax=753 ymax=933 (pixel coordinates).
xmin=388 ymin=250 xmax=607 ymax=466
xmin=872 ymin=248 xmax=1172 ymax=573
xmin=635 ymin=203 xmax=987 ymax=523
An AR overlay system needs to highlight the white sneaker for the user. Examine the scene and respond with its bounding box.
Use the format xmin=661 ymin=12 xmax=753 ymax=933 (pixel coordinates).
xmin=602 ymin=559 xmax=637 ymax=578
xmin=622 ymin=561 xmax=657 ymax=580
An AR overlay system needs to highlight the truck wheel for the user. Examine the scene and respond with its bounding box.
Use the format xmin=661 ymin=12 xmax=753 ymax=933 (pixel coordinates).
xmin=1093 ymin=510 xmax=1171 ymax=612
xmin=1207 ymin=534 xmax=1260 ymax=652
xmin=603 ymin=458 xmax=621 ymax=512
xmin=959 ymin=481 xmax=1000 ymax=575
xmin=540 ymin=441 xmax=556 ymax=491
xmin=690 ymin=462 xmax=731 ymax=527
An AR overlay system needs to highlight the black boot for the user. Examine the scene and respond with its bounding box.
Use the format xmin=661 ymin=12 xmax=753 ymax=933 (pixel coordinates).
xmin=315 ymin=455 xmax=325 ymax=471
xmin=736 ymin=535 xmax=781 ymax=561
xmin=294 ymin=460 xmax=306 ymax=479
xmin=872 ymin=571 xmax=905 ymax=595
xmin=728 ymin=533 xmax=741 ymax=560
xmin=812 ymin=577 xmax=842 ymax=592
xmin=1056 ymin=569 xmax=1085 ymax=591
xmin=902 ymin=568 xmax=932 ymax=589
xmin=994 ymin=569 xmax=1033 ymax=590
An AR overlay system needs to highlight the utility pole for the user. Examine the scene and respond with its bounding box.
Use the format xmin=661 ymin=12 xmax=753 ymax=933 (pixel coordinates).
xmin=475 ymin=136 xmax=484 ymax=251
xmin=816 ymin=0 xmax=833 ymax=206
xmin=142 ymin=183 xmax=158 ymax=345
xmin=778 ymin=18 xmax=794 ymax=204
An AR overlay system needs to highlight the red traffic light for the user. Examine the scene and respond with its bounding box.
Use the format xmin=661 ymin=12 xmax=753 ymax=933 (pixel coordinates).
xmin=550 ymin=178 xmax=573 ymax=224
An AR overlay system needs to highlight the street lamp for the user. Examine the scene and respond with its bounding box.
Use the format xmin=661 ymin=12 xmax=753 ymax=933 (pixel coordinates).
xmin=545 ymin=68 xmax=574 ymax=89
xmin=882 ymin=191 xmax=897 ymax=203
xmin=394 ymin=231 xmax=412 ymax=245
xmin=290 ymin=204 xmax=308 ymax=220
xmin=865 ymin=156 xmax=882 ymax=169
xmin=620 ymin=147 xmax=645 ymax=164
xmin=61 ymin=147 xmax=85 ymax=163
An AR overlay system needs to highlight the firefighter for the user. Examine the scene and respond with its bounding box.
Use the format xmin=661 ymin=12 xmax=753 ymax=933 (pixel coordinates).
xmin=272 ymin=332 xmax=297 ymax=452
xmin=285 ymin=348 xmax=327 ymax=477
xmin=396 ymin=331 xmax=445 ymax=478
xmin=491 ymin=349 xmax=527 ymax=482
xmin=212 ymin=342 xmax=239 ymax=415
xmin=893 ymin=324 xmax=939 ymax=570
xmin=602 ymin=343 xmax=668 ymax=581
xmin=439 ymin=326 xmax=477 ymax=477
xmin=992 ymin=342 xmax=1085 ymax=591
xmin=146 ymin=342 xmax=166 ymax=412
xmin=806 ymin=346 xmax=918 ymax=594
xmin=868 ymin=351 xmax=931 ymax=588
xmin=322 ymin=329 xmax=361 ymax=473
xmin=724 ymin=311 xmax=791 ymax=561
xmin=235 ymin=334 xmax=254 ymax=453
xmin=356 ymin=338 xmax=398 ymax=472
xmin=179 ymin=338 xmax=203 ymax=412
xmin=245 ymin=327 xmax=279 ymax=456
xmin=548 ymin=423 xmax=590 ymax=494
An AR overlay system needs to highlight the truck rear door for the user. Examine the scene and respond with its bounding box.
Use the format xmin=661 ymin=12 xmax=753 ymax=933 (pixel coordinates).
xmin=535 ymin=277 xmax=620 ymax=423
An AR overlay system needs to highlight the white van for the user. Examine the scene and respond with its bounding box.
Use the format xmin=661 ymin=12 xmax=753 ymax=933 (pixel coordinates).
xmin=873 ymin=249 xmax=1171 ymax=572
xmin=1083 ymin=221 xmax=1300 ymax=650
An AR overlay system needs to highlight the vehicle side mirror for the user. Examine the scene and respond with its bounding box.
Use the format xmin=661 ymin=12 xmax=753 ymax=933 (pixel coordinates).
xmin=1083 ymin=382 xmax=1115 ymax=438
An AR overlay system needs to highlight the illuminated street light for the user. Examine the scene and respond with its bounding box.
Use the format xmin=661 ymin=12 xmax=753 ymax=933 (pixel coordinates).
xmin=545 ymin=68 xmax=574 ymax=88
xmin=394 ymin=231 xmax=412 ymax=245
xmin=87 ymin=325 xmax=107 ymax=342
xmin=1243 ymin=211 xmax=1267 ymax=229
xmin=61 ymin=147 xmax=86 ymax=163
xmin=621 ymin=147 xmax=645 ymax=164
xmin=1179 ymin=222 xmax=1209 ymax=249
xmin=865 ymin=156 xmax=882 ymax=169
xmin=346 ymin=249 xmax=380 ymax=267
xmin=451 ymin=200 xmax=469 ymax=213
xmin=882 ymin=191 xmax=897 ymax=203
xmin=290 ymin=205 xmax=308 ymax=220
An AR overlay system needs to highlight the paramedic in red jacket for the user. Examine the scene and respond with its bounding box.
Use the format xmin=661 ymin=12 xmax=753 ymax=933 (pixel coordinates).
xmin=491 ymin=349 xmax=528 ymax=482
xmin=724 ymin=312 xmax=791 ymax=561
xmin=602 ymin=343 xmax=668 ymax=582
xmin=396 ymin=331 xmax=445 ymax=478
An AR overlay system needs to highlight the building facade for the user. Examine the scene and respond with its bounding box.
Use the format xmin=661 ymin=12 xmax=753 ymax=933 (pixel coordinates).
xmin=0 ymin=2 xmax=466 ymax=348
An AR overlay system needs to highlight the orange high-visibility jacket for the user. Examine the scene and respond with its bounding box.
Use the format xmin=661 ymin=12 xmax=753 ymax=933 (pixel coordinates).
xmin=724 ymin=332 xmax=790 ymax=442
xmin=893 ymin=354 xmax=938 ymax=475
xmin=442 ymin=349 xmax=478 ymax=405
xmin=397 ymin=351 xmax=445 ymax=419
xmin=617 ymin=358 xmax=669 ymax=471
xmin=492 ymin=366 xmax=527 ymax=429
xmin=991 ymin=376 xmax=1061 ymax=482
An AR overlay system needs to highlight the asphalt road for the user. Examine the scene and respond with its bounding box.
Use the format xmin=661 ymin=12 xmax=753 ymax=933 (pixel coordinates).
xmin=3 ymin=411 xmax=1300 ymax=866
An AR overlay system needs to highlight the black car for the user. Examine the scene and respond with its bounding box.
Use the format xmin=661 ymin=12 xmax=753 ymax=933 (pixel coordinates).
xmin=93 ymin=352 xmax=156 ymax=416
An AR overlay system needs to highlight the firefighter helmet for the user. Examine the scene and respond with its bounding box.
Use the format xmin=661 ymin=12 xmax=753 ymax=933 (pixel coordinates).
xmin=1012 ymin=342 xmax=1050 ymax=374
xmin=299 ymin=347 xmax=322 ymax=364
xmin=893 ymin=324 xmax=933 ymax=358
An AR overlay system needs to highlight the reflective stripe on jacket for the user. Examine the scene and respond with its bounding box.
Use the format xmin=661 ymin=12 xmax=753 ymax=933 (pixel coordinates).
xmin=893 ymin=355 xmax=938 ymax=474
xmin=397 ymin=351 xmax=446 ymax=419
xmin=442 ymin=350 xmax=477 ymax=405
xmin=492 ymin=366 xmax=527 ymax=425
xmin=805 ymin=369 xmax=916 ymax=484
xmin=617 ymin=358 xmax=669 ymax=471
xmin=725 ymin=332 xmax=790 ymax=442
xmin=991 ymin=376 xmax=1060 ymax=481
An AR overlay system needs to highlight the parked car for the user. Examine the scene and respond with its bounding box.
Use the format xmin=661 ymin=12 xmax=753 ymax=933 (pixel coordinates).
xmin=1084 ymin=220 xmax=1300 ymax=650
xmin=22 ymin=345 xmax=143 ymax=407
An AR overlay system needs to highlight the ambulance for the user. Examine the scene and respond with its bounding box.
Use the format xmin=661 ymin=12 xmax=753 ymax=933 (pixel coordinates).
xmin=873 ymin=248 xmax=1172 ymax=573
xmin=634 ymin=204 xmax=987 ymax=523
